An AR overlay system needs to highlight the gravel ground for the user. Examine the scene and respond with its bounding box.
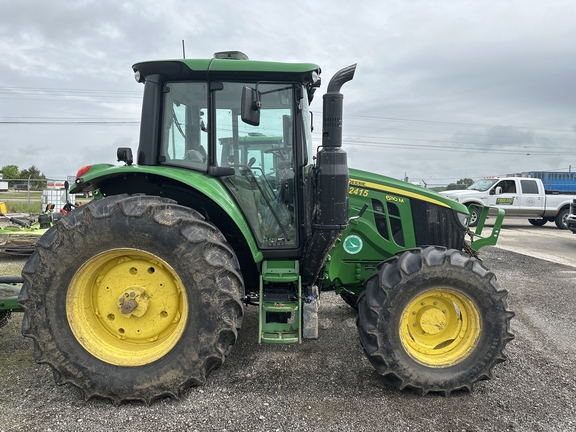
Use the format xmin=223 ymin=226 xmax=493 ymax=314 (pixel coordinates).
xmin=1 ymin=247 xmax=575 ymax=432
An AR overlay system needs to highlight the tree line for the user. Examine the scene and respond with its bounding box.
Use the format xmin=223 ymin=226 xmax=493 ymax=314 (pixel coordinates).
xmin=1 ymin=165 xmax=47 ymax=189
xmin=444 ymin=178 xmax=474 ymax=191
xmin=426 ymin=178 xmax=475 ymax=192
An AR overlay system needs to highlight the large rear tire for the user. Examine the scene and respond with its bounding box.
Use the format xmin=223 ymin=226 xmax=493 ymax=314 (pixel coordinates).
xmin=18 ymin=195 xmax=244 ymax=404
xmin=357 ymin=246 xmax=514 ymax=395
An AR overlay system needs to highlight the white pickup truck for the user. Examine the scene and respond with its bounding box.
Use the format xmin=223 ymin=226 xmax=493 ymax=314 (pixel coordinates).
xmin=440 ymin=177 xmax=574 ymax=229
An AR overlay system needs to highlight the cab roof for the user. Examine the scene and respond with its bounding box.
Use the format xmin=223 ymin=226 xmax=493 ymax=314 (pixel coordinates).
xmin=133 ymin=51 xmax=321 ymax=84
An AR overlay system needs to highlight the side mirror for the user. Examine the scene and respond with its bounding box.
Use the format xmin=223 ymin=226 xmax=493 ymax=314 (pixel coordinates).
xmin=494 ymin=186 xmax=502 ymax=195
xmin=241 ymin=86 xmax=261 ymax=126
xmin=117 ymin=147 xmax=134 ymax=165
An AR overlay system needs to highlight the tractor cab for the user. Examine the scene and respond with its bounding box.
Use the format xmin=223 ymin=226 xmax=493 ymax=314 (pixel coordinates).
xmin=122 ymin=54 xmax=323 ymax=256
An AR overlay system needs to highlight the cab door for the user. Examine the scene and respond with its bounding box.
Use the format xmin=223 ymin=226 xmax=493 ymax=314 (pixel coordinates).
xmin=487 ymin=179 xmax=520 ymax=215
xmin=518 ymin=179 xmax=545 ymax=214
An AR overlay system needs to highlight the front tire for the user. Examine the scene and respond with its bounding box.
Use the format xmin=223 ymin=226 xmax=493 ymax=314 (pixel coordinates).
xmin=18 ymin=195 xmax=244 ymax=404
xmin=528 ymin=218 xmax=547 ymax=227
xmin=467 ymin=206 xmax=481 ymax=227
xmin=555 ymin=208 xmax=569 ymax=229
xmin=357 ymin=246 xmax=514 ymax=395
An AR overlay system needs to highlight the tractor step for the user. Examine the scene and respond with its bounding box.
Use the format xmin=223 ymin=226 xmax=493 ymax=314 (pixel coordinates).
xmin=259 ymin=261 xmax=302 ymax=344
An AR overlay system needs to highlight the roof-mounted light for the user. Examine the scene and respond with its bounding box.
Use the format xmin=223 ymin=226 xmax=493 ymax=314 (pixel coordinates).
xmin=134 ymin=70 xmax=144 ymax=83
xmin=213 ymin=51 xmax=249 ymax=60
xmin=311 ymin=70 xmax=319 ymax=83
xmin=134 ymin=71 xmax=144 ymax=83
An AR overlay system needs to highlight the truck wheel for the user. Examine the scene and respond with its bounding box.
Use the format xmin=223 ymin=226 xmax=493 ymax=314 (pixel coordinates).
xmin=0 ymin=310 xmax=11 ymax=329
xmin=467 ymin=206 xmax=481 ymax=227
xmin=18 ymin=195 xmax=244 ymax=404
xmin=528 ymin=218 xmax=547 ymax=227
xmin=554 ymin=208 xmax=569 ymax=229
xmin=357 ymin=246 xmax=514 ymax=395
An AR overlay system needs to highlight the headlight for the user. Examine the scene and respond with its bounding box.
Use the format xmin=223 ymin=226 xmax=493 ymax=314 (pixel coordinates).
xmin=456 ymin=211 xmax=469 ymax=228
xmin=445 ymin=195 xmax=459 ymax=202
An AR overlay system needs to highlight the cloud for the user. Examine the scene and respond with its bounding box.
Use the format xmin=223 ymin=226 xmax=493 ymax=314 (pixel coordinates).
xmin=1 ymin=0 xmax=575 ymax=183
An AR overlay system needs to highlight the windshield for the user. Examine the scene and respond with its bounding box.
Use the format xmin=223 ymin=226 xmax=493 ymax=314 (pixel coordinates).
xmin=467 ymin=179 xmax=498 ymax=191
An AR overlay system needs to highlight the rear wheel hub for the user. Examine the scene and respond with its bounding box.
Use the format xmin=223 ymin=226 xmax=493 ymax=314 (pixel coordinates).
xmin=67 ymin=248 xmax=188 ymax=366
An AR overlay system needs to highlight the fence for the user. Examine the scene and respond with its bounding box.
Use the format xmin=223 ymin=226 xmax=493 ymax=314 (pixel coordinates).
xmin=0 ymin=179 xmax=80 ymax=213
xmin=0 ymin=179 xmax=50 ymax=191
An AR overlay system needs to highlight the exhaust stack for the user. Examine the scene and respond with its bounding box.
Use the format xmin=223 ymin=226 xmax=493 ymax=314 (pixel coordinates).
xmin=302 ymin=64 xmax=357 ymax=287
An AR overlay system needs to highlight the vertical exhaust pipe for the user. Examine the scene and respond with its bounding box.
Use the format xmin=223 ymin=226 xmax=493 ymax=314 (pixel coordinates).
xmin=322 ymin=64 xmax=358 ymax=149
xmin=302 ymin=64 xmax=357 ymax=287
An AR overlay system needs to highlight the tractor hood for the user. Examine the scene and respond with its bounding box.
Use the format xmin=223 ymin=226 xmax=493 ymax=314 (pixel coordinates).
xmin=350 ymin=168 xmax=469 ymax=214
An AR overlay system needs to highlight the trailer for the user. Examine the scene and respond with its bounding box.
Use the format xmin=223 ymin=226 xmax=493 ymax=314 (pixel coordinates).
xmin=507 ymin=171 xmax=576 ymax=194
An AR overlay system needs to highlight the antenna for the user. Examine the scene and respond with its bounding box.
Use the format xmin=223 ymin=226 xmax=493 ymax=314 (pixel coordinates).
xmin=182 ymin=40 xmax=186 ymax=59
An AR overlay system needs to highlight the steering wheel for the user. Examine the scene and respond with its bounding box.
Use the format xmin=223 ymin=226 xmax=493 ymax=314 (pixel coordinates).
xmin=264 ymin=147 xmax=291 ymax=160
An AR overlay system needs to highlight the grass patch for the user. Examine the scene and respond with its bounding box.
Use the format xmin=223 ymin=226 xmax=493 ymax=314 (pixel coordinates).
xmin=0 ymin=192 xmax=43 ymax=213
xmin=3 ymin=201 xmax=42 ymax=214
xmin=0 ymin=191 xmax=42 ymax=200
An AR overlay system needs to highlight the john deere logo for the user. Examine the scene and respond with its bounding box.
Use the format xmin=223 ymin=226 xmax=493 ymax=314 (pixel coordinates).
xmin=496 ymin=198 xmax=514 ymax=205
xmin=343 ymin=235 xmax=363 ymax=254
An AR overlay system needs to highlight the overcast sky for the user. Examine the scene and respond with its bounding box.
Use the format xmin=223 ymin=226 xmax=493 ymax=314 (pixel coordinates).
xmin=1 ymin=0 xmax=575 ymax=186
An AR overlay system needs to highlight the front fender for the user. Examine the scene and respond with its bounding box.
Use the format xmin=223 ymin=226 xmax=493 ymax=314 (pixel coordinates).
xmin=73 ymin=164 xmax=263 ymax=263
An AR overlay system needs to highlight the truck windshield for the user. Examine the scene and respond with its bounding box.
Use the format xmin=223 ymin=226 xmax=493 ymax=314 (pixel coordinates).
xmin=468 ymin=179 xmax=498 ymax=191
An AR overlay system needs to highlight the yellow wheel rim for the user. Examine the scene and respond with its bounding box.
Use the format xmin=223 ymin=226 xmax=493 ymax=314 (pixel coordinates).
xmin=399 ymin=288 xmax=480 ymax=367
xmin=67 ymin=248 xmax=188 ymax=366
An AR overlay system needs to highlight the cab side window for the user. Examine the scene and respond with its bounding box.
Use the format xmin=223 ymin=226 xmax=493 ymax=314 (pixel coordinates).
xmin=160 ymin=82 xmax=208 ymax=171
xmin=521 ymin=180 xmax=539 ymax=194
xmin=497 ymin=180 xmax=516 ymax=194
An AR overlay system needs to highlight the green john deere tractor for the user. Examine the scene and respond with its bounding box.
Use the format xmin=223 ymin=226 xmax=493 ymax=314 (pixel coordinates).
xmin=11 ymin=51 xmax=514 ymax=403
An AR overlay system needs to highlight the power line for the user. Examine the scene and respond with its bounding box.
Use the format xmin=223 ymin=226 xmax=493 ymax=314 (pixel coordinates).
xmin=344 ymin=114 xmax=576 ymax=133
xmin=0 ymin=86 xmax=140 ymax=95
xmin=0 ymin=116 xmax=138 ymax=120
xmin=0 ymin=120 xmax=139 ymax=125
xmin=341 ymin=134 xmax=575 ymax=150
xmin=0 ymin=96 xmax=141 ymax=104
xmin=339 ymin=123 xmax=576 ymax=141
